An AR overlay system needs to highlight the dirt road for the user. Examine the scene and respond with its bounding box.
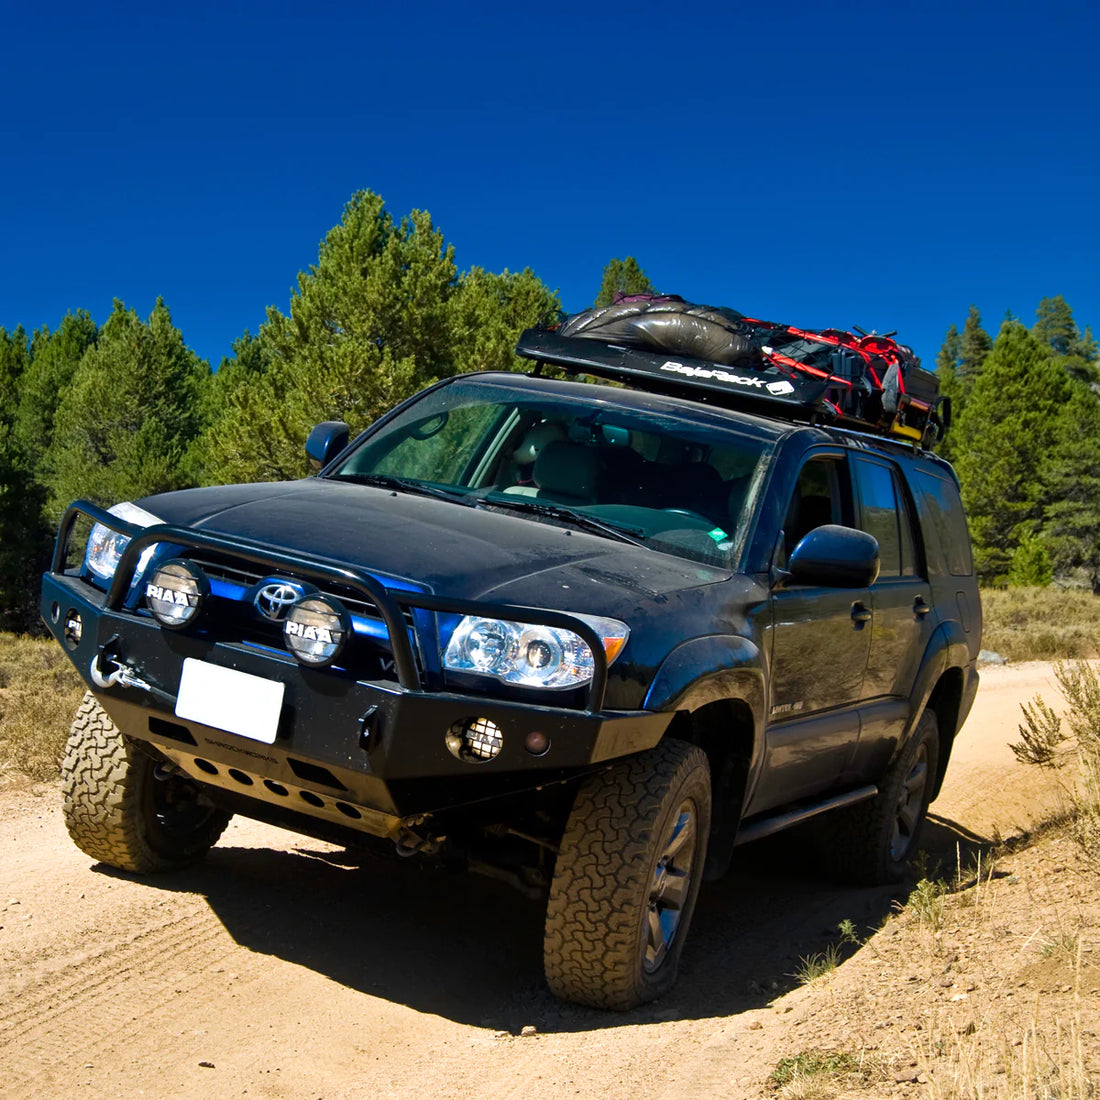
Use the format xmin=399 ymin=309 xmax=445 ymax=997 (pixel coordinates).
xmin=0 ymin=663 xmax=1071 ymax=1100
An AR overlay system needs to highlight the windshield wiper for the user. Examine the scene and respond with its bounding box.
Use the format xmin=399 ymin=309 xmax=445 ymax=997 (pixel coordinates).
xmin=329 ymin=473 xmax=476 ymax=506
xmin=482 ymin=497 xmax=647 ymax=546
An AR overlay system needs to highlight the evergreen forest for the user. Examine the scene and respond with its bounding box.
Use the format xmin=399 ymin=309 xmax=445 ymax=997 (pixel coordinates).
xmin=1 ymin=189 xmax=1096 ymax=634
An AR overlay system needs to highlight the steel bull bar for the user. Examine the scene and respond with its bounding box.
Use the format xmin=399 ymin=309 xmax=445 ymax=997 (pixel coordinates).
xmin=44 ymin=501 xmax=671 ymax=839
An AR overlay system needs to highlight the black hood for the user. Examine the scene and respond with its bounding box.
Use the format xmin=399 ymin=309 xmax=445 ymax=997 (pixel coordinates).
xmin=138 ymin=479 xmax=727 ymax=614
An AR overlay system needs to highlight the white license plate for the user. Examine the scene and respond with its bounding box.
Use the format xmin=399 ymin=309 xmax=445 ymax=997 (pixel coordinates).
xmin=175 ymin=659 xmax=286 ymax=745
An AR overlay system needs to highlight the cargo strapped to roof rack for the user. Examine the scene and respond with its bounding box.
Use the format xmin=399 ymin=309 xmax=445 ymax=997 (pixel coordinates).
xmin=515 ymin=297 xmax=949 ymax=449
xmin=517 ymin=327 xmax=830 ymax=414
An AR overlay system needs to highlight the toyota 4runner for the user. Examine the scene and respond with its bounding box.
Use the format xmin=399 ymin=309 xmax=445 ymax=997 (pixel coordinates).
xmin=41 ymin=328 xmax=981 ymax=1010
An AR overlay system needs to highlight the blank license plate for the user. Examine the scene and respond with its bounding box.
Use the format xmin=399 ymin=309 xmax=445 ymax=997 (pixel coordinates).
xmin=175 ymin=659 xmax=285 ymax=744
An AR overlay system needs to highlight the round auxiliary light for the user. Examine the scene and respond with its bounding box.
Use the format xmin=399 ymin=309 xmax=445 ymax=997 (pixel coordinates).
xmin=145 ymin=560 xmax=208 ymax=629
xmin=446 ymin=717 xmax=504 ymax=763
xmin=284 ymin=595 xmax=350 ymax=668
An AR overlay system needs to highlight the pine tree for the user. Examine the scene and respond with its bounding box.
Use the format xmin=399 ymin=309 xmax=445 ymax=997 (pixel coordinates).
xmin=43 ymin=299 xmax=209 ymax=516
xmin=200 ymin=192 xmax=456 ymax=484
xmin=936 ymin=324 xmax=960 ymax=376
xmin=958 ymin=305 xmax=992 ymax=389
xmin=1043 ymin=384 xmax=1100 ymax=590
xmin=0 ymin=421 xmax=49 ymax=631
xmin=0 ymin=325 xmax=48 ymax=631
xmin=934 ymin=323 xmax=963 ymax=461
xmin=0 ymin=325 xmax=30 ymax=408
xmin=448 ymin=266 xmax=559 ymax=376
xmin=13 ymin=311 xmax=98 ymax=474
xmin=594 ymin=257 xmax=654 ymax=308
xmin=1033 ymin=295 xmax=1098 ymax=384
xmin=953 ymin=322 xmax=1071 ymax=583
xmin=1035 ymin=295 xmax=1082 ymax=356
xmin=200 ymin=192 xmax=559 ymax=485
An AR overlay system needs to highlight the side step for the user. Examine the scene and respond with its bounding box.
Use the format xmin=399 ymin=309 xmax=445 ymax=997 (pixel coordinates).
xmin=734 ymin=785 xmax=878 ymax=847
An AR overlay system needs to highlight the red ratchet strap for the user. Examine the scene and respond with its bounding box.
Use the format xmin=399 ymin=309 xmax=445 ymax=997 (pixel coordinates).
xmin=761 ymin=348 xmax=852 ymax=387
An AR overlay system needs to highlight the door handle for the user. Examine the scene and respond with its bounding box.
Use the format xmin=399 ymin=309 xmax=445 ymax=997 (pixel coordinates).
xmin=913 ymin=597 xmax=931 ymax=618
xmin=851 ymin=602 xmax=872 ymax=624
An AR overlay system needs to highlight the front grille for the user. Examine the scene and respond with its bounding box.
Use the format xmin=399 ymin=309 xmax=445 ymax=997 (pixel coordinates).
xmin=178 ymin=552 xmax=422 ymax=684
xmin=189 ymin=554 xmax=414 ymax=628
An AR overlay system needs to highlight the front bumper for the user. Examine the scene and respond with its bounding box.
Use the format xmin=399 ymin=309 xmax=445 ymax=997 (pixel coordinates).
xmin=42 ymin=507 xmax=669 ymax=835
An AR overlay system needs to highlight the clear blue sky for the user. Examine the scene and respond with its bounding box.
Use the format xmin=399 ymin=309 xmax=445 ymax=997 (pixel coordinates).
xmin=2 ymin=1 xmax=1097 ymax=370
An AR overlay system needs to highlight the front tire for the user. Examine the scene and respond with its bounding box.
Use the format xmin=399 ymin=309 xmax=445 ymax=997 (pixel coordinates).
xmin=544 ymin=739 xmax=711 ymax=1010
xmin=62 ymin=692 xmax=231 ymax=873
xmin=823 ymin=709 xmax=940 ymax=885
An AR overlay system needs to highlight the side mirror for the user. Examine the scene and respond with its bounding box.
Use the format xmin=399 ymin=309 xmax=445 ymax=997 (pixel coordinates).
xmin=305 ymin=421 xmax=350 ymax=472
xmin=785 ymin=524 xmax=880 ymax=588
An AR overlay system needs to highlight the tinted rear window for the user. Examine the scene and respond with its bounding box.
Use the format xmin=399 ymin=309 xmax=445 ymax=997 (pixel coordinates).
xmin=910 ymin=467 xmax=974 ymax=577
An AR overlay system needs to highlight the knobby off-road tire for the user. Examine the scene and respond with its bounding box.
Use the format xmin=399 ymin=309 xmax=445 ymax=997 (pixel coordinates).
xmin=544 ymin=739 xmax=711 ymax=1010
xmin=823 ymin=709 xmax=940 ymax=886
xmin=62 ymin=692 xmax=231 ymax=873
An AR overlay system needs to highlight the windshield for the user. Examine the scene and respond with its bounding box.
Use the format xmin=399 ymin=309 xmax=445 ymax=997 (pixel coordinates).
xmin=328 ymin=378 xmax=768 ymax=567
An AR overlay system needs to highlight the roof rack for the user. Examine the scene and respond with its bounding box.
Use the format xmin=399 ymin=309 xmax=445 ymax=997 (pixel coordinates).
xmin=516 ymin=327 xmax=946 ymax=450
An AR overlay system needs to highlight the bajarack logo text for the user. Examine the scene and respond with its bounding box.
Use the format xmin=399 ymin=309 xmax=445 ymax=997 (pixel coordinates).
xmin=660 ymin=362 xmax=794 ymax=397
xmin=660 ymin=361 xmax=765 ymax=387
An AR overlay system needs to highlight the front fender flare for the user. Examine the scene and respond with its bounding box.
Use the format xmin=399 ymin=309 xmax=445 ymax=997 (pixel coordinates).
xmin=644 ymin=635 xmax=766 ymax=730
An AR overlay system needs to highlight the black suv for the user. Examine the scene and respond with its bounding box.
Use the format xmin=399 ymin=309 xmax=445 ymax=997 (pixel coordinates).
xmin=42 ymin=330 xmax=980 ymax=1010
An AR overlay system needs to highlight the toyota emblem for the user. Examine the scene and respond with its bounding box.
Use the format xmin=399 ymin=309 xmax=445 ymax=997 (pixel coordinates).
xmin=254 ymin=581 xmax=304 ymax=621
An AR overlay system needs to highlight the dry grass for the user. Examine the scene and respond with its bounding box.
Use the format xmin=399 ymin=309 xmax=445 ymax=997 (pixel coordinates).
xmin=980 ymin=587 xmax=1100 ymax=661
xmin=0 ymin=632 xmax=85 ymax=782
xmin=761 ymin=827 xmax=1097 ymax=1100
xmin=911 ymin=842 xmax=1097 ymax=1100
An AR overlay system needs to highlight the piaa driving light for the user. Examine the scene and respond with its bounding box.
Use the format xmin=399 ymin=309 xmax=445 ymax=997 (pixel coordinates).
xmin=85 ymin=501 xmax=163 ymax=582
xmin=442 ymin=613 xmax=629 ymax=688
xmin=145 ymin=560 xmax=209 ymax=629
xmin=284 ymin=595 xmax=350 ymax=667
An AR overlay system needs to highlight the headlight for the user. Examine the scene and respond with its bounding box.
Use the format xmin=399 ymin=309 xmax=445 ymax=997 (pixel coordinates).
xmin=85 ymin=502 xmax=163 ymax=582
xmin=442 ymin=613 xmax=629 ymax=688
xmin=284 ymin=595 xmax=351 ymax=668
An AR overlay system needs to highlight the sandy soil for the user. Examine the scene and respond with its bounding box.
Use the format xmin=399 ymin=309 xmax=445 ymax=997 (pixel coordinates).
xmin=0 ymin=662 xmax=1091 ymax=1100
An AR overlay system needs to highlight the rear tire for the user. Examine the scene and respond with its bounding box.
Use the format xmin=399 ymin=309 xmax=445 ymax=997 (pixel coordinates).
xmin=544 ymin=739 xmax=711 ymax=1010
xmin=62 ymin=692 xmax=230 ymax=873
xmin=823 ymin=709 xmax=939 ymax=885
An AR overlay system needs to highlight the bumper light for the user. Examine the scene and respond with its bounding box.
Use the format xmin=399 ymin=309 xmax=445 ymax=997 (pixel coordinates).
xmin=446 ymin=717 xmax=504 ymax=763
xmin=63 ymin=610 xmax=83 ymax=648
xmin=145 ymin=560 xmax=209 ymax=629
xmin=284 ymin=595 xmax=350 ymax=667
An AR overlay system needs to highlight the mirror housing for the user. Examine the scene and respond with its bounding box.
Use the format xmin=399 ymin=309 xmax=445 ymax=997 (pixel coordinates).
xmin=785 ymin=524 xmax=880 ymax=588
xmin=305 ymin=421 xmax=350 ymax=472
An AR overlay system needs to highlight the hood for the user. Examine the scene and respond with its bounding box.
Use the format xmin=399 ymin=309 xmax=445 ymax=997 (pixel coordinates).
xmin=138 ymin=479 xmax=727 ymax=612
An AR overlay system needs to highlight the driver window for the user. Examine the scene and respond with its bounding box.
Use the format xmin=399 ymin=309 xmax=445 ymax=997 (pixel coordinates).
xmin=782 ymin=457 xmax=848 ymax=560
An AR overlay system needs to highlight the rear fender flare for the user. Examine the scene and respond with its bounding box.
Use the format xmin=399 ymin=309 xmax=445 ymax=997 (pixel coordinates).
xmin=899 ymin=620 xmax=973 ymax=790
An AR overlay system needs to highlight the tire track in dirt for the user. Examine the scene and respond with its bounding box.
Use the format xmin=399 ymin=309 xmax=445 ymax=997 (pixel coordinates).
xmin=0 ymin=911 xmax=235 ymax=1098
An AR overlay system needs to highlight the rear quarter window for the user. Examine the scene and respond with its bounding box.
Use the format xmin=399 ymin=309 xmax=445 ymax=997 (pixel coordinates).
xmin=909 ymin=467 xmax=974 ymax=577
